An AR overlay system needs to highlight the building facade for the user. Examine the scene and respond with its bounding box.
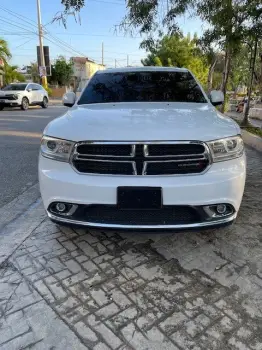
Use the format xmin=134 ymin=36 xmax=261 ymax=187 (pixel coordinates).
xmin=71 ymin=57 xmax=105 ymax=91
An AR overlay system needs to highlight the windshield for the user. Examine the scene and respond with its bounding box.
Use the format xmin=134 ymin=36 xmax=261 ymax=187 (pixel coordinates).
xmin=78 ymin=71 xmax=207 ymax=105
xmin=2 ymin=84 xmax=27 ymax=91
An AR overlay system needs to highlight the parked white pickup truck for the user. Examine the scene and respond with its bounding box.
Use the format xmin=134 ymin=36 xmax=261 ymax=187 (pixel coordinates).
xmin=39 ymin=67 xmax=246 ymax=230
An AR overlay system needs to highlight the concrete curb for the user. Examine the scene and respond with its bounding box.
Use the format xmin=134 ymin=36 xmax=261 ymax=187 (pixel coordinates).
xmin=225 ymin=112 xmax=262 ymax=152
xmin=49 ymin=100 xmax=62 ymax=106
xmin=241 ymin=129 xmax=262 ymax=153
xmin=0 ymin=184 xmax=45 ymax=265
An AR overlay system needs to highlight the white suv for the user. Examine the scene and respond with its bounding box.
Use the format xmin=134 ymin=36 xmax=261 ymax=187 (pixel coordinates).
xmin=0 ymin=83 xmax=48 ymax=110
xmin=39 ymin=67 xmax=246 ymax=230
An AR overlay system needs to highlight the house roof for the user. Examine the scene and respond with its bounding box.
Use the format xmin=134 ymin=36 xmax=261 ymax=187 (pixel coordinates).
xmin=71 ymin=57 xmax=96 ymax=64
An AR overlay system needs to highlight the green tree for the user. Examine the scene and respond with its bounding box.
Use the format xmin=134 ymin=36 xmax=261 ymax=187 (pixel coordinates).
xmin=29 ymin=62 xmax=40 ymax=83
xmin=61 ymin=0 xmax=262 ymax=111
xmin=141 ymin=34 xmax=209 ymax=86
xmin=0 ymin=38 xmax=11 ymax=64
xmin=118 ymin=0 xmax=262 ymax=112
xmin=4 ymin=64 xmax=25 ymax=84
xmin=228 ymin=45 xmax=250 ymax=94
xmin=49 ymin=56 xmax=73 ymax=86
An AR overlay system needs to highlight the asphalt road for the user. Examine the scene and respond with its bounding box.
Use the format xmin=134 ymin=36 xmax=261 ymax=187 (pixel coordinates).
xmin=0 ymin=105 xmax=67 ymax=207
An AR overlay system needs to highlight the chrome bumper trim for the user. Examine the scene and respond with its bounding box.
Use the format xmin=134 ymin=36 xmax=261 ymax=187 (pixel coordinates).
xmin=47 ymin=211 xmax=237 ymax=229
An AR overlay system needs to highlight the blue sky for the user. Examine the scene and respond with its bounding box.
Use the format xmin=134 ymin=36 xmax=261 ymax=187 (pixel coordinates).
xmin=0 ymin=0 xmax=204 ymax=68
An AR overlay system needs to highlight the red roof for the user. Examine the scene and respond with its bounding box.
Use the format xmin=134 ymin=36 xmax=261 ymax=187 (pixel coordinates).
xmin=71 ymin=57 xmax=95 ymax=64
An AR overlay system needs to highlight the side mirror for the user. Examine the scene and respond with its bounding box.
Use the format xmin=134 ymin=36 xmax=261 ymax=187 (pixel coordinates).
xmin=63 ymin=92 xmax=76 ymax=107
xmin=27 ymin=88 xmax=32 ymax=92
xmin=210 ymin=90 xmax=224 ymax=106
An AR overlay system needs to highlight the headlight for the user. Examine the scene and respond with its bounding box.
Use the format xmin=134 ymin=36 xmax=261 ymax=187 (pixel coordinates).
xmin=208 ymin=136 xmax=244 ymax=162
xmin=40 ymin=136 xmax=75 ymax=162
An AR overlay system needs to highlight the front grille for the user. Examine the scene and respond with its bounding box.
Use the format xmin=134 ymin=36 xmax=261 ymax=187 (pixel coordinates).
xmin=146 ymin=160 xmax=209 ymax=175
xmin=147 ymin=144 xmax=205 ymax=156
xmin=72 ymin=142 xmax=210 ymax=175
xmin=76 ymin=144 xmax=133 ymax=157
xmin=66 ymin=205 xmax=200 ymax=225
xmin=0 ymin=94 xmax=18 ymax=101
xmin=74 ymin=160 xmax=134 ymax=175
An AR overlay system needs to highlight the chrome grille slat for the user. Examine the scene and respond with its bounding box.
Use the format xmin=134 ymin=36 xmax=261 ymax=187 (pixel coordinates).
xmin=74 ymin=157 xmax=135 ymax=164
xmin=75 ymin=155 xmax=206 ymax=162
xmin=144 ymin=153 xmax=207 ymax=158
xmin=144 ymin=157 xmax=206 ymax=163
xmin=71 ymin=142 xmax=211 ymax=176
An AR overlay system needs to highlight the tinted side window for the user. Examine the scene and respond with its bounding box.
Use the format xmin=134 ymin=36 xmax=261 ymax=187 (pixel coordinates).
xmin=78 ymin=71 xmax=206 ymax=105
xmin=27 ymin=84 xmax=33 ymax=91
xmin=32 ymin=84 xmax=40 ymax=90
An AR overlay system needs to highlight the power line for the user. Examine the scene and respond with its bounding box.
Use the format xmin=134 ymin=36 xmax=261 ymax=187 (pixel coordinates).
xmin=45 ymin=31 xmax=91 ymax=59
xmin=14 ymin=39 xmax=34 ymax=49
xmin=0 ymin=18 xmax=37 ymax=35
xmin=0 ymin=5 xmax=145 ymax=67
xmin=88 ymin=0 xmax=126 ymax=5
xmin=0 ymin=19 xmax=87 ymax=61
xmin=0 ymin=6 xmax=37 ymax=27
xmin=51 ymin=32 xmax=141 ymax=39
xmin=104 ymin=50 xmax=143 ymax=57
xmin=0 ymin=6 xmax=97 ymax=61
xmin=0 ymin=6 xmax=143 ymax=57
xmin=0 ymin=14 xmax=89 ymax=60
xmin=0 ymin=32 xmax=34 ymax=35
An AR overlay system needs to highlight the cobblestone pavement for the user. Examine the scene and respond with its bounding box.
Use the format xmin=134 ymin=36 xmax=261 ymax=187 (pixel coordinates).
xmin=0 ymin=147 xmax=262 ymax=350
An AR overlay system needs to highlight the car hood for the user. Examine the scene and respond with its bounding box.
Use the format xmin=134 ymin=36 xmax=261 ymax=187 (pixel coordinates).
xmin=0 ymin=90 xmax=23 ymax=95
xmin=44 ymin=102 xmax=240 ymax=142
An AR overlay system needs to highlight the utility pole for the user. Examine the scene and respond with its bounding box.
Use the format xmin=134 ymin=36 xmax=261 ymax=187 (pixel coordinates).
xmin=36 ymin=0 xmax=47 ymax=87
xmin=127 ymin=55 xmax=129 ymax=67
xmin=115 ymin=59 xmax=117 ymax=68
xmin=102 ymin=42 xmax=104 ymax=66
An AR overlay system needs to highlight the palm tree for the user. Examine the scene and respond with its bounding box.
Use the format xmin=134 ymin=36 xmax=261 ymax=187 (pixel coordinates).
xmin=0 ymin=38 xmax=12 ymax=87
xmin=30 ymin=62 xmax=40 ymax=83
xmin=4 ymin=65 xmax=25 ymax=84
xmin=0 ymin=38 xmax=11 ymax=64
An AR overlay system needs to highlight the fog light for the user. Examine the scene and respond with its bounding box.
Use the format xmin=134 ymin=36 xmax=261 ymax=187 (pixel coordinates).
xmin=56 ymin=203 xmax=67 ymax=212
xmin=216 ymin=204 xmax=227 ymax=214
xmin=49 ymin=202 xmax=78 ymax=217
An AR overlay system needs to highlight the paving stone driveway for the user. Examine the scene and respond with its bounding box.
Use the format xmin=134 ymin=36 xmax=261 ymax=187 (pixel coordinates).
xmin=0 ymin=147 xmax=262 ymax=350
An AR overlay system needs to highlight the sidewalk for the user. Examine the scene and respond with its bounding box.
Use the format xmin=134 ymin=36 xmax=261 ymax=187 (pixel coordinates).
xmin=226 ymin=110 xmax=262 ymax=129
xmin=0 ymin=147 xmax=262 ymax=349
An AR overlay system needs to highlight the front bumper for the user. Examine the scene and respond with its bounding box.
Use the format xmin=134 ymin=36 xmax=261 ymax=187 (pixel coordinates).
xmin=0 ymin=101 xmax=20 ymax=107
xmin=39 ymin=154 xmax=246 ymax=229
xmin=0 ymin=97 xmax=21 ymax=106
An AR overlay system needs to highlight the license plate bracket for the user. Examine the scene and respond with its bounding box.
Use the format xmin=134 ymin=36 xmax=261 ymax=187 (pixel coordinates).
xmin=117 ymin=187 xmax=162 ymax=210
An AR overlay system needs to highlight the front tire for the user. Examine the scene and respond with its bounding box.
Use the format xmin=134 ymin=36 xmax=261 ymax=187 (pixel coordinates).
xmin=21 ymin=97 xmax=29 ymax=111
xmin=0 ymin=105 xmax=4 ymax=111
xmin=41 ymin=96 xmax=48 ymax=108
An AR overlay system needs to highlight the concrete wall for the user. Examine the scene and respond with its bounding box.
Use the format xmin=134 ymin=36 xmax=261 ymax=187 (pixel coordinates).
xmin=50 ymin=86 xmax=67 ymax=98
xmin=87 ymin=62 xmax=105 ymax=77
xmin=249 ymin=108 xmax=262 ymax=120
